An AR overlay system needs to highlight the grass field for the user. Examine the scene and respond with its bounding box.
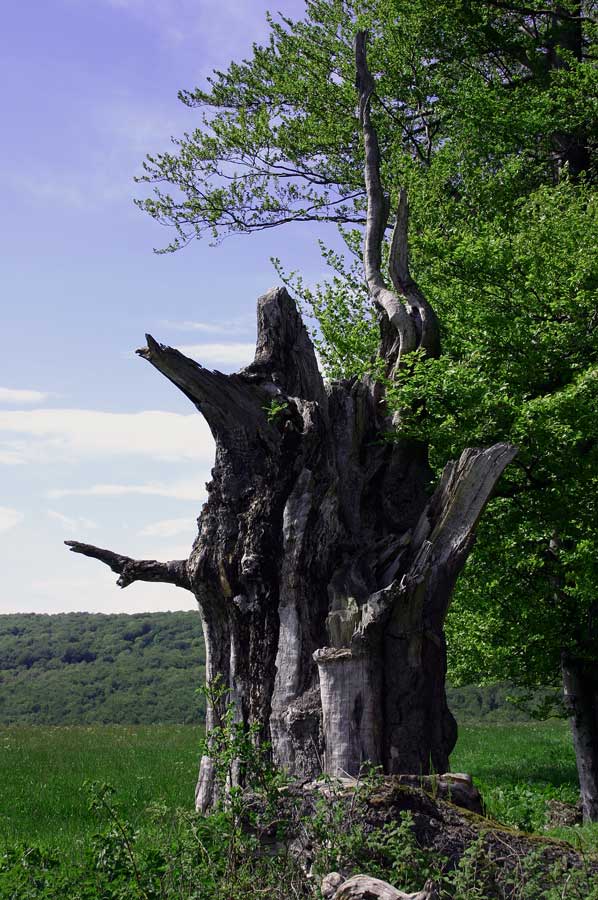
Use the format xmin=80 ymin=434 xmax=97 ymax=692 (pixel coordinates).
xmin=0 ymin=725 xmax=203 ymax=851
xmin=451 ymin=720 xmax=589 ymax=838
xmin=2 ymin=721 xmax=597 ymax=853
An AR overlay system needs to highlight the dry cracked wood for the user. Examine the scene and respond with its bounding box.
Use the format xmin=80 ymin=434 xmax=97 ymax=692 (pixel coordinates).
xmin=322 ymin=873 xmax=439 ymax=900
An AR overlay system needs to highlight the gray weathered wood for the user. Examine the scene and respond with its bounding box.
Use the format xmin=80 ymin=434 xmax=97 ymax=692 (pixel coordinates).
xmin=64 ymin=542 xmax=190 ymax=590
xmin=355 ymin=31 xmax=439 ymax=368
xmin=323 ymin=874 xmax=439 ymax=900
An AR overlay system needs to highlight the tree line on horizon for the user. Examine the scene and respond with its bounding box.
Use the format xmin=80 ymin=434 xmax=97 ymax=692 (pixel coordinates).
xmin=0 ymin=611 xmax=558 ymax=727
xmin=0 ymin=612 xmax=206 ymax=725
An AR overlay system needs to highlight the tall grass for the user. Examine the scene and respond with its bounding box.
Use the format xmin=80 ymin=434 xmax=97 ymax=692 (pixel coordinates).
xmin=0 ymin=725 xmax=202 ymax=850
xmin=451 ymin=720 xmax=577 ymax=790
xmin=2 ymin=721 xmax=597 ymax=854
xmin=451 ymin=721 xmax=598 ymax=848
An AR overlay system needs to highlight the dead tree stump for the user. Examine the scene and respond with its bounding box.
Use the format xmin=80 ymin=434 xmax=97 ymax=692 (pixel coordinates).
xmin=65 ymin=32 xmax=515 ymax=810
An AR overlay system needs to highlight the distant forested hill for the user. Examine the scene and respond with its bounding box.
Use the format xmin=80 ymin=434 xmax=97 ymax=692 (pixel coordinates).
xmin=0 ymin=612 xmax=558 ymax=725
xmin=0 ymin=612 xmax=205 ymax=725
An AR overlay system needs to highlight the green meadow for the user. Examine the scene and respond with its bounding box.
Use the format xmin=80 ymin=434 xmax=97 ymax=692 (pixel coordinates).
xmin=0 ymin=725 xmax=203 ymax=851
xmin=2 ymin=721 xmax=597 ymax=854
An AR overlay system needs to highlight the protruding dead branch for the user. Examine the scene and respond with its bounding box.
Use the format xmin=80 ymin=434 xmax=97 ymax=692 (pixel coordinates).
xmin=137 ymin=336 xmax=268 ymax=439
xmin=355 ymin=31 xmax=440 ymax=363
xmin=412 ymin=442 xmax=518 ymax=569
xmin=137 ymin=287 xmax=325 ymax=438
xmin=64 ymin=541 xmax=191 ymax=590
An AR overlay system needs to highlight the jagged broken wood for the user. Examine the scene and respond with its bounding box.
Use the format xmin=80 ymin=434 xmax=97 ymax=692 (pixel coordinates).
xmin=66 ymin=31 xmax=515 ymax=810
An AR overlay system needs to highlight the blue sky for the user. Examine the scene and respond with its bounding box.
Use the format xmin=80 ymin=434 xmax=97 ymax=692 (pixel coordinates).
xmin=0 ymin=0 xmax=338 ymax=614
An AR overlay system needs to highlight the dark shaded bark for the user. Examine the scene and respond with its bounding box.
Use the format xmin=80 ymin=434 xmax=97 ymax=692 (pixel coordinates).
xmin=65 ymin=34 xmax=516 ymax=810
xmin=562 ymin=654 xmax=598 ymax=822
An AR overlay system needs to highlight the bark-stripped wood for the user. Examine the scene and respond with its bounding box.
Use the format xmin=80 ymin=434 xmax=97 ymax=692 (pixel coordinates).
xmin=355 ymin=31 xmax=439 ymax=366
xmin=323 ymin=874 xmax=439 ymax=900
xmin=66 ymin=33 xmax=515 ymax=810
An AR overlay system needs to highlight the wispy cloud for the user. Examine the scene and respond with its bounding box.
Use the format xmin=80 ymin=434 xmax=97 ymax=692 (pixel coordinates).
xmin=139 ymin=517 xmax=196 ymax=538
xmin=47 ymin=510 xmax=98 ymax=531
xmin=0 ymin=408 xmax=214 ymax=465
xmin=48 ymin=476 xmax=208 ymax=502
xmin=6 ymin=1 xmax=306 ymax=215
xmin=177 ymin=342 xmax=255 ymax=367
xmin=0 ymin=507 xmax=24 ymax=534
xmin=6 ymin=96 xmax=190 ymax=211
xmin=8 ymin=168 xmax=131 ymax=211
xmin=0 ymin=387 xmax=49 ymax=405
xmin=161 ymin=315 xmax=254 ymax=335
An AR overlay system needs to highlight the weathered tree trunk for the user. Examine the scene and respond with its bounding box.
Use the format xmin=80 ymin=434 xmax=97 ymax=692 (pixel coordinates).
xmin=65 ymin=33 xmax=515 ymax=811
xmin=66 ymin=283 xmax=513 ymax=811
xmin=562 ymin=654 xmax=598 ymax=822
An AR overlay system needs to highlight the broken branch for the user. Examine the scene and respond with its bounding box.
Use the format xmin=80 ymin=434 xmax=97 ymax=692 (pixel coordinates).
xmin=65 ymin=541 xmax=191 ymax=590
xmin=137 ymin=335 xmax=268 ymax=438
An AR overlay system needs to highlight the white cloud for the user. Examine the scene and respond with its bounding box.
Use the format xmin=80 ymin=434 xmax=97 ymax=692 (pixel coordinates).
xmin=161 ymin=315 xmax=254 ymax=335
xmin=48 ymin=476 xmax=208 ymax=502
xmin=0 ymin=387 xmax=49 ymax=405
xmin=6 ymin=95 xmax=190 ymax=211
xmin=177 ymin=342 xmax=255 ymax=367
xmin=140 ymin=517 xmax=196 ymax=538
xmin=0 ymin=507 xmax=24 ymax=534
xmin=9 ymin=169 xmax=130 ymax=210
xmin=151 ymin=542 xmax=195 ymax=560
xmin=47 ymin=510 xmax=98 ymax=532
xmin=0 ymin=442 xmax=30 ymax=465
xmin=0 ymin=408 xmax=214 ymax=465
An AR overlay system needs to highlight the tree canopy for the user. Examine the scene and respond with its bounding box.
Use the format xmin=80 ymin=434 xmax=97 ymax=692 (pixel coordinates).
xmin=136 ymin=0 xmax=595 ymax=245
